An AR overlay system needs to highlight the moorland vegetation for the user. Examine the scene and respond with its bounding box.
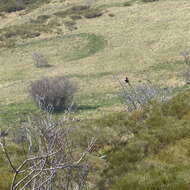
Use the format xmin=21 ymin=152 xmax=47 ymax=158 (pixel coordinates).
xmin=1 ymin=0 xmax=190 ymax=189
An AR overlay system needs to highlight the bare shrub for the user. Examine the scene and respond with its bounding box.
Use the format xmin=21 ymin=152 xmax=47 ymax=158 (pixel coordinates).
xmin=0 ymin=113 xmax=95 ymax=190
xmin=32 ymin=52 xmax=50 ymax=68
xmin=114 ymin=76 xmax=172 ymax=112
xmin=29 ymin=76 xmax=77 ymax=112
xmin=184 ymin=69 xmax=190 ymax=84
xmin=181 ymin=51 xmax=190 ymax=85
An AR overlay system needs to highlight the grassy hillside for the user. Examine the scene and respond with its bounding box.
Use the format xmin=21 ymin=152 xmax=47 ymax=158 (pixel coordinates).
xmin=1 ymin=0 xmax=190 ymax=120
xmin=1 ymin=0 xmax=190 ymax=189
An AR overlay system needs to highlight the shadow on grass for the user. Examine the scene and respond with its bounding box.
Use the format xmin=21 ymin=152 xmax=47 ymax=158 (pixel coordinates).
xmin=77 ymin=105 xmax=100 ymax=111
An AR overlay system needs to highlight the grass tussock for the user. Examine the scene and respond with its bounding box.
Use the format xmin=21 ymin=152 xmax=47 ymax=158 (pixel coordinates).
xmin=54 ymin=5 xmax=103 ymax=20
xmin=0 ymin=0 xmax=50 ymax=13
xmin=0 ymin=18 xmax=61 ymax=48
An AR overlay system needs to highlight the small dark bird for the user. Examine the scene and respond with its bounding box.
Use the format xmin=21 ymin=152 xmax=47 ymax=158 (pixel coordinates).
xmin=125 ymin=76 xmax=130 ymax=84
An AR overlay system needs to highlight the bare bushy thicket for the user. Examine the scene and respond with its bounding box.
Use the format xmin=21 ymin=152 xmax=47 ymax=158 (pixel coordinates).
xmin=115 ymin=76 xmax=171 ymax=112
xmin=32 ymin=52 xmax=50 ymax=68
xmin=29 ymin=76 xmax=77 ymax=112
xmin=181 ymin=51 xmax=190 ymax=85
xmin=0 ymin=113 xmax=95 ymax=190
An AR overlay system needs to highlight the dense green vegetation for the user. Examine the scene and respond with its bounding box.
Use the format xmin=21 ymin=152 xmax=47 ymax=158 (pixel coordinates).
xmin=1 ymin=89 xmax=190 ymax=189
xmin=1 ymin=0 xmax=190 ymax=189
xmin=97 ymin=90 xmax=190 ymax=190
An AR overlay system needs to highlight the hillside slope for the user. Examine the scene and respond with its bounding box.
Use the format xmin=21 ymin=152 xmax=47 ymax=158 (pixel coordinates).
xmin=1 ymin=0 xmax=190 ymax=189
xmin=1 ymin=0 xmax=190 ymax=121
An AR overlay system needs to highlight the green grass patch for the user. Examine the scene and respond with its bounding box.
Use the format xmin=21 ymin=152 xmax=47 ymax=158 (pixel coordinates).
xmin=76 ymin=91 xmax=121 ymax=112
xmin=0 ymin=143 xmax=27 ymax=190
xmin=67 ymin=71 xmax=113 ymax=80
xmin=64 ymin=33 xmax=106 ymax=61
xmin=97 ymin=0 xmax=138 ymax=10
xmin=149 ymin=61 xmax=183 ymax=72
xmin=0 ymin=102 xmax=40 ymax=124
xmin=97 ymin=0 xmax=159 ymax=10
xmin=97 ymin=2 xmax=126 ymax=10
xmin=3 ymin=69 xmax=28 ymax=82
xmin=6 ymin=33 xmax=106 ymax=61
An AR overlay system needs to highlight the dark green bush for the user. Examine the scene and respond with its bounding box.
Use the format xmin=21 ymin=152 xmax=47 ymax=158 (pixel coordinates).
xmin=97 ymin=90 xmax=190 ymax=190
xmin=111 ymin=165 xmax=190 ymax=190
xmin=54 ymin=5 xmax=103 ymax=20
xmin=123 ymin=2 xmax=132 ymax=6
xmin=84 ymin=11 xmax=103 ymax=19
xmin=108 ymin=13 xmax=115 ymax=17
xmin=0 ymin=0 xmax=50 ymax=13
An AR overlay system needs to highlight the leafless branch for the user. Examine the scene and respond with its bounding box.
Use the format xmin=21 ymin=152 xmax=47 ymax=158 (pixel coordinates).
xmin=0 ymin=112 xmax=95 ymax=190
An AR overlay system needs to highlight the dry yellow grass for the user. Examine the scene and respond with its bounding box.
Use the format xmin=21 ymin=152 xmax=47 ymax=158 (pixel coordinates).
xmin=1 ymin=0 xmax=190 ymax=118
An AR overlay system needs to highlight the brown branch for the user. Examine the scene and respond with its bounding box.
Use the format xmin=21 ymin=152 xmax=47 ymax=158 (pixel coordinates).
xmin=0 ymin=138 xmax=17 ymax=173
xmin=1 ymin=114 xmax=95 ymax=190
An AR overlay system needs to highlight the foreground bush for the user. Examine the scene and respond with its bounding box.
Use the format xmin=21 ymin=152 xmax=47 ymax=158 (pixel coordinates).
xmin=96 ymin=89 xmax=190 ymax=190
xmin=29 ymin=76 xmax=77 ymax=112
xmin=0 ymin=113 xmax=94 ymax=190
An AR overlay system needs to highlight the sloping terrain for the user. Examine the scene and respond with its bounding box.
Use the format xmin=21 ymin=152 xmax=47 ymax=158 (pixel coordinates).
xmin=1 ymin=0 xmax=190 ymax=121
xmin=1 ymin=0 xmax=190 ymax=189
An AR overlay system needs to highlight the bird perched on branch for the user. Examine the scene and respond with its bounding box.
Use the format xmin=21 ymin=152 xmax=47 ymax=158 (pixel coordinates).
xmin=125 ymin=76 xmax=129 ymax=84
xmin=126 ymin=75 xmax=132 ymax=84
xmin=124 ymin=76 xmax=133 ymax=87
